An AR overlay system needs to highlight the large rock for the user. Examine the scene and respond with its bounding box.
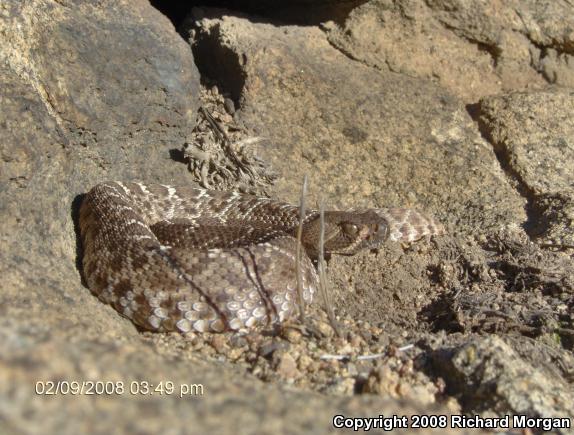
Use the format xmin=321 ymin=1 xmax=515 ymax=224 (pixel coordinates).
xmin=431 ymin=336 xmax=574 ymax=429
xmin=478 ymin=89 xmax=574 ymax=245
xmin=326 ymin=0 xmax=574 ymax=102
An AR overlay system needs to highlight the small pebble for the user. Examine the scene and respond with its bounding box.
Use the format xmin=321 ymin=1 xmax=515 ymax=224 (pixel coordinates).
xmin=346 ymin=363 xmax=358 ymax=377
xmin=284 ymin=328 xmax=302 ymax=344
xmin=259 ymin=340 xmax=287 ymax=358
xmin=275 ymin=352 xmax=300 ymax=380
xmin=298 ymin=354 xmax=313 ymax=371
xmin=210 ymin=335 xmax=226 ymax=353
xmin=316 ymin=321 xmax=335 ymax=337
xmin=224 ymin=97 xmax=235 ymax=114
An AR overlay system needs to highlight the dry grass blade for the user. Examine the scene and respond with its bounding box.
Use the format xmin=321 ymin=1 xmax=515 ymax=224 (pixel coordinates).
xmin=319 ymin=345 xmax=414 ymax=361
xmin=318 ymin=199 xmax=341 ymax=337
xmin=295 ymin=175 xmax=308 ymax=322
xmin=199 ymin=106 xmax=229 ymax=142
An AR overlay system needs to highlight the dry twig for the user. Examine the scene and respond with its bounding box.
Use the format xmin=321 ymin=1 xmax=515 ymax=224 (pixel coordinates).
xmin=295 ymin=175 xmax=308 ymax=323
xmin=318 ymin=199 xmax=341 ymax=337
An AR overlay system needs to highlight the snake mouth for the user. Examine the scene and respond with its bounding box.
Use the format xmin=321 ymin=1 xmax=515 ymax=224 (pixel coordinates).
xmin=355 ymin=221 xmax=389 ymax=251
xmin=319 ymin=219 xmax=389 ymax=256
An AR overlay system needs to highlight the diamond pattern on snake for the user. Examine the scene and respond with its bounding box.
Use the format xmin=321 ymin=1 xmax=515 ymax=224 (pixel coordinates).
xmin=79 ymin=182 xmax=444 ymax=333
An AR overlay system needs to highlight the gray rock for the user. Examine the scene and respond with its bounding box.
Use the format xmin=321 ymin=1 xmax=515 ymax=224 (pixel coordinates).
xmin=325 ymin=0 xmax=574 ymax=102
xmin=430 ymin=336 xmax=574 ymax=433
xmin=478 ymin=89 xmax=574 ymax=245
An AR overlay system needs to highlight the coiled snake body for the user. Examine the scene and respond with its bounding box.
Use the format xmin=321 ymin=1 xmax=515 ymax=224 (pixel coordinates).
xmin=79 ymin=182 xmax=443 ymax=333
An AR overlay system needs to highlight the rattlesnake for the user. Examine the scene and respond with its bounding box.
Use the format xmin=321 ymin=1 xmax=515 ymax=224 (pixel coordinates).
xmin=79 ymin=182 xmax=444 ymax=333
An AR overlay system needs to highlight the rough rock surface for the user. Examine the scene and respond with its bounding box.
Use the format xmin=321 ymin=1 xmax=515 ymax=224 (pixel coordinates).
xmin=326 ymin=0 xmax=574 ymax=102
xmin=190 ymin=9 xmax=525 ymax=235
xmin=431 ymin=336 xmax=574 ymax=421
xmin=2 ymin=0 xmax=573 ymax=433
xmin=478 ymin=89 xmax=574 ymax=246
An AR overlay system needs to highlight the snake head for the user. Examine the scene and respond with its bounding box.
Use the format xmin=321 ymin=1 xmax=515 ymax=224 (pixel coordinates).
xmin=302 ymin=210 xmax=389 ymax=258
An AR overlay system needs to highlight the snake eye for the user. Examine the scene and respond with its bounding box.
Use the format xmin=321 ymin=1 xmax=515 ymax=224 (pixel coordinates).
xmin=341 ymin=223 xmax=360 ymax=236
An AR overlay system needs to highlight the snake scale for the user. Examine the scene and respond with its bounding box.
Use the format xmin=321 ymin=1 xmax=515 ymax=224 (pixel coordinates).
xmin=79 ymin=182 xmax=444 ymax=333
